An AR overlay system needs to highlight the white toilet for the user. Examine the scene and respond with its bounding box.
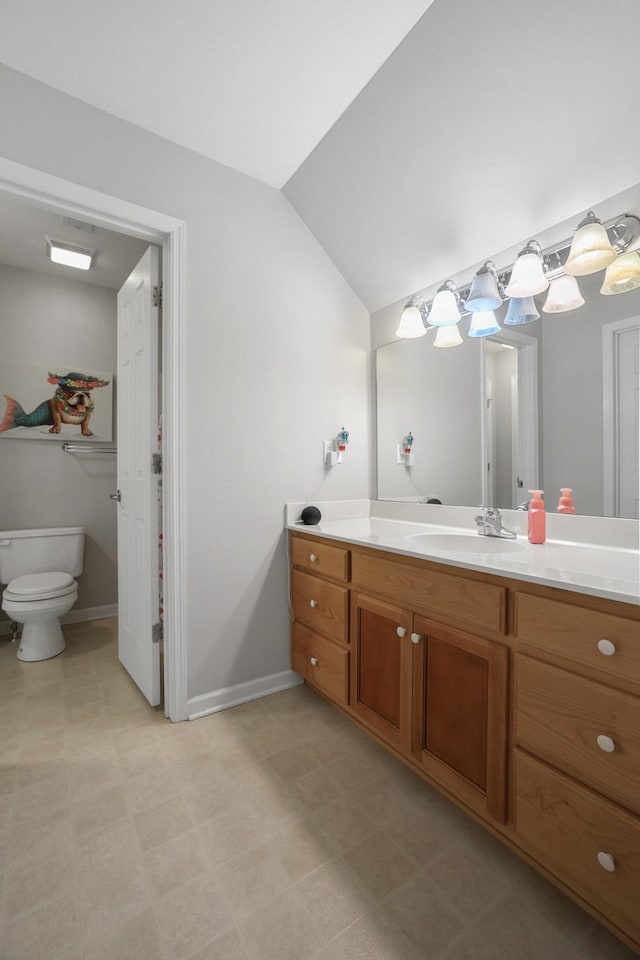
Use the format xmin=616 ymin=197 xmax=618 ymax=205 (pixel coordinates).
xmin=0 ymin=527 xmax=85 ymax=661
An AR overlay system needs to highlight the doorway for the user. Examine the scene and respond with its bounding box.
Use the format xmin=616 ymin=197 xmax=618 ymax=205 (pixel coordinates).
xmin=0 ymin=157 xmax=187 ymax=720
xmin=482 ymin=330 xmax=539 ymax=509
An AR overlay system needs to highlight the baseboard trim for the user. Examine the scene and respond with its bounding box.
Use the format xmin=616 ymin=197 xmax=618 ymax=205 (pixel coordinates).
xmin=0 ymin=603 xmax=118 ymax=636
xmin=187 ymin=669 xmax=303 ymax=720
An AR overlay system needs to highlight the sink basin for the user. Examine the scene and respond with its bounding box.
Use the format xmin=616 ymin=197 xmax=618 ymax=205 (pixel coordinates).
xmin=406 ymin=533 xmax=526 ymax=554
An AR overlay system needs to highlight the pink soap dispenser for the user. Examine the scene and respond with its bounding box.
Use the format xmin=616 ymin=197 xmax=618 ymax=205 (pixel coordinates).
xmin=558 ymin=488 xmax=576 ymax=514
xmin=528 ymin=490 xmax=546 ymax=544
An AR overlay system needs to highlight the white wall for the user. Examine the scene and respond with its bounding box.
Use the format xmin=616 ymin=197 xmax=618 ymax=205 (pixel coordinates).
xmin=0 ymin=264 xmax=117 ymax=617
xmin=376 ymin=333 xmax=482 ymax=505
xmin=0 ymin=65 xmax=371 ymax=702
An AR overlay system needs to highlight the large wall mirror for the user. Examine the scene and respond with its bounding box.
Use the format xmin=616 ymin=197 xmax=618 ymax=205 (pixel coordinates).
xmin=376 ymin=250 xmax=640 ymax=519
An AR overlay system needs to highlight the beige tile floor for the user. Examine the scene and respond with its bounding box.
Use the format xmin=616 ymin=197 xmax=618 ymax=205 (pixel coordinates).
xmin=0 ymin=617 xmax=636 ymax=960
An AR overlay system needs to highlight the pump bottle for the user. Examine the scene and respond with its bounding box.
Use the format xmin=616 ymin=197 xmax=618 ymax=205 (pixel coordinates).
xmin=558 ymin=488 xmax=576 ymax=514
xmin=528 ymin=490 xmax=546 ymax=544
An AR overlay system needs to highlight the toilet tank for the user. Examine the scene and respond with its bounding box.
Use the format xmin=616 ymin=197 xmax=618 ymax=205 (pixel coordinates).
xmin=0 ymin=527 xmax=85 ymax=584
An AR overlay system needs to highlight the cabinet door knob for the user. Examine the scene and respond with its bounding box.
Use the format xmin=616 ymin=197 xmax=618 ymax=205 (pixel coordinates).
xmin=597 ymin=851 xmax=616 ymax=872
xmin=309 ymin=599 xmax=318 ymax=608
xmin=596 ymin=735 xmax=616 ymax=753
xmin=309 ymin=554 xmax=318 ymax=563
xmin=310 ymin=656 xmax=319 ymax=666
xmin=396 ymin=627 xmax=406 ymax=638
xmin=597 ymin=639 xmax=616 ymax=656
xmin=410 ymin=632 xmax=421 ymax=644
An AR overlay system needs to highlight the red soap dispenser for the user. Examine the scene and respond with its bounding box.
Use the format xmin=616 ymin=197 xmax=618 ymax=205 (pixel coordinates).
xmin=558 ymin=488 xmax=576 ymax=514
xmin=528 ymin=490 xmax=546 ymax=544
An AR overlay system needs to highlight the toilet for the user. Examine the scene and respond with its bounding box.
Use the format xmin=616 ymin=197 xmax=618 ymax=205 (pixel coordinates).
xmin=0 ymin=527 xmax=85 ymax=661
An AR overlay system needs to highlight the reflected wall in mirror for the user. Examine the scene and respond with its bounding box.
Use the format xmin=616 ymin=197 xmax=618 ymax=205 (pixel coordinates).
xmin=376 ymin=261 xmax=640 ymax=519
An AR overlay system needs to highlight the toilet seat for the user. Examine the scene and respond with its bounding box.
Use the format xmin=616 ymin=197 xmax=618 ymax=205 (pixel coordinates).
xmin=3 ymin=571 xmax=76 ymax=602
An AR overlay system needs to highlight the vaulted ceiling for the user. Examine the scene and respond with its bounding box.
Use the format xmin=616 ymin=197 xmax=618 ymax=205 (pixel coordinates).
xmin=0 ymin=0 xmax=433 ymax=188
xmin=2 ymin=0 xmax=640 ymax=313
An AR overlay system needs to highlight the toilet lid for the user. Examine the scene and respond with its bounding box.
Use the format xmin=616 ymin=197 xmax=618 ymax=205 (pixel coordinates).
xmin=5 ymin=572 xmax=75 ymax=597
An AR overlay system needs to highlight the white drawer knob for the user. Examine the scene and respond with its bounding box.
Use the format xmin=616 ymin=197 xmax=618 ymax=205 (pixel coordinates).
xmin=410 ymin=632 xmax=421 ymax=644
xmin=597 ymin=735 xmax=616 ymax=753
xmin=597 ymin=639 xmax=616 ymax=656
xmin=309 ymin=554 xmax=318 ymax=563
xmin=597 ymin=851 xmax=616 ymax=873
xmin=396 ymin=627 xmax=406 ymax=638
xmin=309 ymin=599 xmax=318 ymax=608
xmin=310 ymin=657 xmax=319 ymax=666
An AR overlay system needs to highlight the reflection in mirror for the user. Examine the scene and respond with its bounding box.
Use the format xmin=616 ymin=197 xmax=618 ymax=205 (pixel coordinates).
xmin=376 ymin=271 xmax=640 ymax=518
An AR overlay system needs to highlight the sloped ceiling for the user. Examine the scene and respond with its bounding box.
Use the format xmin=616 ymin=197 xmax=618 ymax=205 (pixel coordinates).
xmin=0 ymin=0 xmax=434 ymax=188
xmin=285 ymin=0 xmax=640 ymax=312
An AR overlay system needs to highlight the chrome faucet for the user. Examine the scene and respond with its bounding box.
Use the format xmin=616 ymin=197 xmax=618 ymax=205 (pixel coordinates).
xmin=474 ymin=506 xmax=517 ymax=539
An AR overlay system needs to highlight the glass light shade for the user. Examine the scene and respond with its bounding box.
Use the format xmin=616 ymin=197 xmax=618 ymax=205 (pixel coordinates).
xmin=503 ymin=296 xmax=540 ymax=326
xmin=600 ymin=252 xmax=640 ymax=295
xmin=465 ymin=269 xmax=502 ymax=311
xmin=428 ymin=288 xmax=461 ymax=326
xmin=395 ymin=304 xmax=427 ymax=338
xmin=564 ymin=219 xmax=616 ymax=276
xmin=468 ymin=310 xmax=501 ymax=337
xmin=433 ymin=323 xmax=463 ymax=348
xmin=542 ymin=275 xmax=585 ymax=313
xmin=505 ymin=252 xmax=549 ymax=297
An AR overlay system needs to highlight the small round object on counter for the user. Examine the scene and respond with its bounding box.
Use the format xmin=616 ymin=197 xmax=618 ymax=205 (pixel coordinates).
xmin=301 ymin=505 xmax=322 ymax=525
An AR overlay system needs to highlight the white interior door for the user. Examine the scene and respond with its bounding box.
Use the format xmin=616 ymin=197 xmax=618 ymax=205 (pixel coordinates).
xmin=116 ymin=247 xmax=161 ymax=705
xmin=617 ymin=325 xmax=640 ymax=518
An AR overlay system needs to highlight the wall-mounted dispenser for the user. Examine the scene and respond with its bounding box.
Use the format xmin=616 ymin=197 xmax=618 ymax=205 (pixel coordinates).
xmin=397 ymin=431 xmax=414 ymax=466
xmin=324 ymin=427 xmax=349 ymax=466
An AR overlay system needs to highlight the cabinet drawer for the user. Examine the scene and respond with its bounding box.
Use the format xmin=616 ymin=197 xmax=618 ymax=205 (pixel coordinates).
xmin=292 ymin=569 xmax=348 ymax=644
xmin=291 ymin=536 xmax=349 ymax=582
xmin=292 ymin=622 xmax=349 ymax=706
xmin=351 ymin=551 xmax=506 ymax=634
xmin=516 ymin=656 xmax=640 ymax=816
xmin=515 ymin=750 xmax=640 ymax=944
xmin=515 ymin=594 xmax=640 ymax=687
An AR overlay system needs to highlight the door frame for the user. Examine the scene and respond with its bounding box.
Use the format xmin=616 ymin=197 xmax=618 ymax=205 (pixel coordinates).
xmin=0 ymin=156 xmax=188 ymax=721
xmin=481 ymin=330 xmax=539 ymax=506
xmin=603 ymin=315 xmax=640 ymax=517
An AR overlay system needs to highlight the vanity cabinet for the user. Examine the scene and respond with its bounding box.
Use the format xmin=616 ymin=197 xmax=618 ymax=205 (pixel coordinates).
xmin=289 ymin=530 xmax=640 ymax=955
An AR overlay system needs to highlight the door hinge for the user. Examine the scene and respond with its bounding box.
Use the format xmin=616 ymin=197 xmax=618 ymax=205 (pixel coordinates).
xmin=152 ymin=621 xmax=163 ymax=643
xmin=152 ymin=283 xmax=163 ymax=308
xmin=152 ymin=452 xmax=162 ymax=475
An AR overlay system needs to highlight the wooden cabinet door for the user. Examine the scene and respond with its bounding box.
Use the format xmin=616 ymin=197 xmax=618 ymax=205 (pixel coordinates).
xmin=350 ymin=593 xmax=412 ymax=753
xmin=412 ymin=617 xmax=509 ymax=822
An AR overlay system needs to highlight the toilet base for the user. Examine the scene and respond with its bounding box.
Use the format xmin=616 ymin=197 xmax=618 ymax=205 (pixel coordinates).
xmin=17 ymin=619 xmax=66 ymax=662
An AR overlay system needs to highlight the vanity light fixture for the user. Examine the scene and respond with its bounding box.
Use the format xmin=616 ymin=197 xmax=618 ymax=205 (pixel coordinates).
xmin=396 ymin=295 xmax=428 ymax=338
xmin=505 ymin=241 xmax=549 ymax=298
xmin=396 ymin=210 xmax=640 ymax=346
xmin=465 ymin=262 xmax=503 ymax=311
xmin=468 ymin=310 xmax=501 ymax=337
xmin=503 ymin=296 xmax=540 ymax=326
xmin=564 ymin=212 xmax=617 ymax=276
xmin=428 ymin=281 xmax=462 ymax=326
xmin=600 ymin=250 xmax=640 ymax=295
xmin=46 ymin=237 xmax=95 ymax=271
xmin=433 ymin=322 xmax=463 ymax=347
xmin=542 ymin=274 xmax=585 ymax=313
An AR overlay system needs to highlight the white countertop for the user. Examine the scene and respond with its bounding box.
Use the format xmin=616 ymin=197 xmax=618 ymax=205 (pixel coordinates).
xmin=286 ymin=505 xmax=640 ymax=605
